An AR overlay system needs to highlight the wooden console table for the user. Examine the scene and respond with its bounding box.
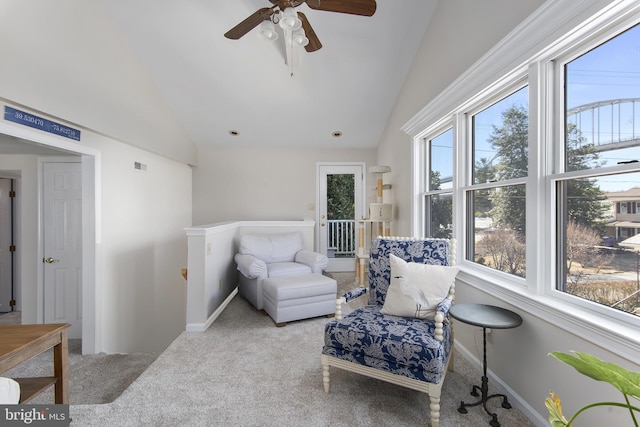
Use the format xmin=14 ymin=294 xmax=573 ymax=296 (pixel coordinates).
xmin=0 ymin=323 xmax=70 ymax=403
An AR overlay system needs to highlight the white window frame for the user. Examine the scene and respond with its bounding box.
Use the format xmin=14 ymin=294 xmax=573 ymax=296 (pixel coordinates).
xmin=418 ymin=123 xmax=454 ymax=238
xmin=462 ymin=81 xmax=530 ymax=282
xmin=403 ymin=0 xmax=640 ymax=363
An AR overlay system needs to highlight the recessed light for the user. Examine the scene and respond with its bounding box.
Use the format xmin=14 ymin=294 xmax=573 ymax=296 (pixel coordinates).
xmin=332 ymin=131 xmax=342 ymax=137
xmin=229 ymin=130 xmax=239 ymax=136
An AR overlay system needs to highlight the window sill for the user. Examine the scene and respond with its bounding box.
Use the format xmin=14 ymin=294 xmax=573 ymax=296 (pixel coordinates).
xmin=457 ymin=269 xmax=640 ymax=364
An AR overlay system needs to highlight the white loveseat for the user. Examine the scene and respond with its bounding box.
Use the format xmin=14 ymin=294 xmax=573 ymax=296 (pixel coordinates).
xmin=234 ymin=232 xmax=329 ymax=310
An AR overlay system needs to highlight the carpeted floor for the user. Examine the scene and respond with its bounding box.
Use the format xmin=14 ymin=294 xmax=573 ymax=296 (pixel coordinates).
xmin=2 ymin=273 xmax=536 ymax=426
xmin=0 ymin=318 xmax=158 ymax=405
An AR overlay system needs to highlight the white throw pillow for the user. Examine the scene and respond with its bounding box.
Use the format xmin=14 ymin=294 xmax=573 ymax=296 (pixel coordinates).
xmin=381 ymin=254 xmax=458 ymax=319
xmin=0 ymin=377 xmax=20 ymax=404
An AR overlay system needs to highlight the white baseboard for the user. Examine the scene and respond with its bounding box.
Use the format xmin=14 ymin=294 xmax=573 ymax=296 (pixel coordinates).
xmin=186 ymin=288 xmax=238 ymax=332
xmin=452 ymin=338 xmax=548 ymax=427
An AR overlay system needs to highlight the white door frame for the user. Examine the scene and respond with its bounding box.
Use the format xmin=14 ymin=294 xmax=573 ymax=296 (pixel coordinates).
xmin=0 ymin=119 xmax=100 ymax=354
xmin=316 ymin=162 xmax=366 ymax=272
xmin=0 ymin=178 xmax=13 ymax=312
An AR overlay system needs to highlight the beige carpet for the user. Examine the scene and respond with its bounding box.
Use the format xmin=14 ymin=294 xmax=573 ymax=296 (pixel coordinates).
xmin=62 ymin=272 xmax=534 ymax=427
xmin=0 ymin=317 xmax=158 ymax=405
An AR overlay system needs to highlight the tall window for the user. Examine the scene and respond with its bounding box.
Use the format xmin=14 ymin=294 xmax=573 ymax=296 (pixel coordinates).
xmin=467 ymin=86 xmax=529 ymax=278
xmin=424 ymin=128 xmax=453 ymax=238
xmin=412 ymin=2 xmax=640 ymax=359
xmin=557 ymin=23 xmax=640 ymax=315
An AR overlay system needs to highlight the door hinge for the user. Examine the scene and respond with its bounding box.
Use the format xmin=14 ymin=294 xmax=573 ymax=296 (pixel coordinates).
xmin=9 ymin=299 xmax=16 ymax=307
xmin=9 ymin=190 xmax=15 ymax=198
xmin=9 ymin=245 xmax=15 ymax=252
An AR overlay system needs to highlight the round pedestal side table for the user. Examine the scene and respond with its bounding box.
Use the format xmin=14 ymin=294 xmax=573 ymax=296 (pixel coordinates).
xmin=449 ymin=303 xmax=523 ymax=427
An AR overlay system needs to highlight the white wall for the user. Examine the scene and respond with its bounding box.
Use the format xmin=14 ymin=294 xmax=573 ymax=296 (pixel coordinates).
xmin=94 ymin=136 xmax=192 ymax=353
xmin=0 ymin=107 xmax=192 ymax=354
xmin=377 ymin=0 xmax=545 ymax=236
xmin=0 ymin=0 xmax=196 ymax=166
xmin=193 ymin=147 xmax=378 ymax=226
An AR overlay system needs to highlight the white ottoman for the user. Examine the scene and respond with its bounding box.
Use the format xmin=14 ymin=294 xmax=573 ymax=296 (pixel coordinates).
xmin=263 ymin=273 xmax=337 ymax=326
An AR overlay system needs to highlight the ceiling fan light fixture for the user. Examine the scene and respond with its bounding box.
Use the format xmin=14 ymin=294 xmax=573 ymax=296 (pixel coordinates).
xmin=292 ymin=28 xmax=309 ymax=47
xmin=279 ymin=8 xmax=302 ymax=31
xmin=258 ymin=20 xmax=279 ymax=41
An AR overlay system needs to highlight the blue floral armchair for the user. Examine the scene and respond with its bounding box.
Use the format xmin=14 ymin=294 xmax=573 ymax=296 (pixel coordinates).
xmin=321 ymin=237 xmax=456 ymax=427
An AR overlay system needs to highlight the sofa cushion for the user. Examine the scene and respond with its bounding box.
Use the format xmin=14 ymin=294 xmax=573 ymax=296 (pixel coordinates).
xmin=263 ymin=273 xmax=337 ymax=301
xmin=381 ymin=254 xmax=458 ymax=320
xmin=322 ymin=306 xmax=451 ymax=383
xmin=239 ymin=232 xmax=304 ymax=263
xmin=0 ymin=377 xmax=20 ymax=404
xmin=267 ymin=262 xmax=312 ymax=278
xmin=368 ymin=238 xmax=452 ymax=307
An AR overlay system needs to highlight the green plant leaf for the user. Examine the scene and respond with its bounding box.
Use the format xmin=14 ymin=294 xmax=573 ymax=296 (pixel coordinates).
xmin=550 ymin=352 xmax=640 ymax=400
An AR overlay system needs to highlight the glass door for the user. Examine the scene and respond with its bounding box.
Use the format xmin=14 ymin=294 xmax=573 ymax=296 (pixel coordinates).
xmin=317 ymin=163 xmax=364 ymax=272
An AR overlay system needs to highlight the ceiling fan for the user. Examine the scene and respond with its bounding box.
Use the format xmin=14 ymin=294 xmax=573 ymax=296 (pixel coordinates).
xmin=224 ymin=0 xmax=377 ymax=52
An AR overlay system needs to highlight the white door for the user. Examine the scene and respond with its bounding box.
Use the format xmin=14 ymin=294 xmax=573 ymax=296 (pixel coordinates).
xmin=43 ymin=161 xmax=82 ymax=338
xmin=0 ymin=179 xmax=12 ymax=312
xmin=318 ymin=164 xmax=365 ymax=272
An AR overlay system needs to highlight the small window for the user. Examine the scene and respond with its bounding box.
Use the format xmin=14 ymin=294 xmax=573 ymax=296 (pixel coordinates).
xmin=429 ymin=130 xmax=453 ymax=191
xmin=423 ymin=128 xmax=453 ymax=238
xmin=558 ymin=172 xmax=640 ymax=316
xmin=470 ymin=184 xmax=526 ymax=277
xmin=468 ymin=87 xmax=528 ymax=277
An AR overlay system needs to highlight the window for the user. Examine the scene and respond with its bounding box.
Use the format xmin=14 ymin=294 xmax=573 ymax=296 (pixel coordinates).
xmin=423 ymin=128 xmax=453 ymax=238
xmin=409 ymin=0 xmax=640 ymax=364
xmin=556 ymin=23 xmax=640 ymax=316
xmin=467 ymin=87 xmax=529 ymax=278
xmin=565 ymin=25 xmax=640 ymax=171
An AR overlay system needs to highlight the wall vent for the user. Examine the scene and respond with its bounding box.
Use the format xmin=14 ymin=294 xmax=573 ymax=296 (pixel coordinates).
xmin=134 ymin=161 xmax=147 ymax=172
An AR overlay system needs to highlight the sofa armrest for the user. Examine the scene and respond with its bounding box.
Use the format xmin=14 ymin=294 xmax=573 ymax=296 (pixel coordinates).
xmin=437 ymin=296 xmax=453 ymax=316
xmin=434 ymin=297 xmax=453 ymax=342
xmin=334 ymin=287 xmax=368 ymax=320
xmin=294 ymin=250 xmax=329 ymax=273
xmin=343 ymin=286 xmax=368 ymax=303
xmin=234 ymin=253 xmax=267 ymax=279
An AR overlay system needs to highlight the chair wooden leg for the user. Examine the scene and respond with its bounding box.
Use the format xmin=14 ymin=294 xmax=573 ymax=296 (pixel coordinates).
xmin=429 ymin=394 xmax=440 ymax=427
xmin=322 ymin=362 xmax=331 ymax=393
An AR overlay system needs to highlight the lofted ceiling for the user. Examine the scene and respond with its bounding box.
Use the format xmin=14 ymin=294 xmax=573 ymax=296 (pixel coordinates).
xmin=0 ymin=1 xmax=437 ymax=155
xmin=98 ymin=0 xmax=438 ymax=150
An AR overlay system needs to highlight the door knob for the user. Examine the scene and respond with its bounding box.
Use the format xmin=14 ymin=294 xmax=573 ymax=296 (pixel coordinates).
xmin=43 ymin=257 xmax=59 ymax=264
xmin=321 ymin=223 xmax=326 ymax=227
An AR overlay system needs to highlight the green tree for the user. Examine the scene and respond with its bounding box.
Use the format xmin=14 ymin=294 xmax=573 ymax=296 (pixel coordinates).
xmin=486 ymin=105 xmax=528 ymax=234
xmin=327 ymin=174 xmax=354 ymax=220
xmin=491 ymin=105 xmax=529 ymax=181
xmin=473 ymin=158 xmax=495 ymax=217
xmin=488 ymin=106 xmax=606 ymax=234
xmin=429 ymin=171 xmax=452 ymax=238
xmin=565 ymin=123 xmax=608 ymax=233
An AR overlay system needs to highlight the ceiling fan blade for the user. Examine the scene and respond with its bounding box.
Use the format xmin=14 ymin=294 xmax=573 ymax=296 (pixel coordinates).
xmin=298 ymin=12 xmax=322 ymax=52
xmin=224 ymin=7 xmax=274 ymax=40
xmin=305 ymin=0 xmax=376 ymax=17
